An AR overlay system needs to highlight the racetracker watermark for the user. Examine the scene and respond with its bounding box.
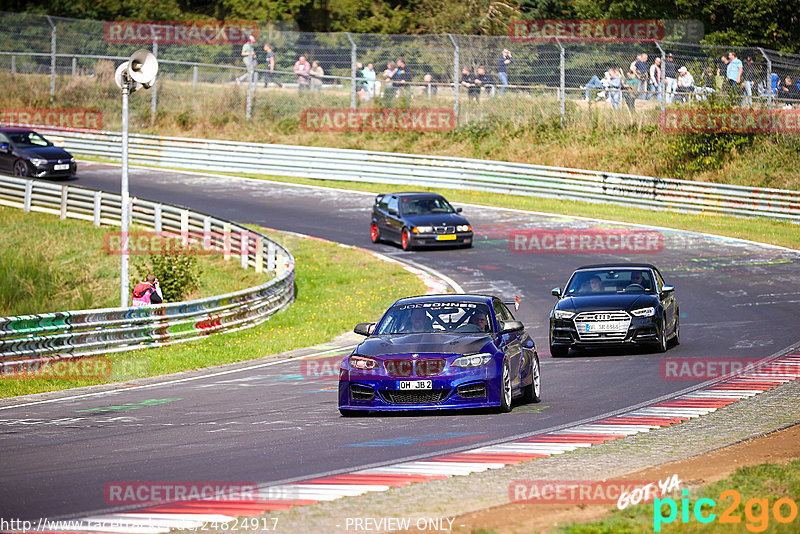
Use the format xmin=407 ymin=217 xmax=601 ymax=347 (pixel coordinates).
xmin=510 ymin=19 xmax=664 ymax=42
xmin=510 ymin=480 xmax=651 ymax=504
xmin=300 ymin=355 xmax=345 ymax=380
xmin=104 ymin=20 xmax=258 ymax=44
xmin=660 ymin=109 xmax=800 ymax=134
xmin=300 ymin=108 xmax=455 ymax=132
xmin=660 ymin=357 xmax=798 ymax=381
xmin=1 ymin=357 xmax=112 ymax=381
xmin=509 ymin=229 xmax=663 ymax=254
xmin=103 ymin=231 xmax=260 ymax=256
xmin=104 ymin=481 xmax=258 ymax=505
xmin=1 ymin=108 xmax=102 ymax=130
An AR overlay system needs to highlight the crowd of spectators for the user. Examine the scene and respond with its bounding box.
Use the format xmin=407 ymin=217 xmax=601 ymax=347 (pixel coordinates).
xmin=241 ymin=38 xmax=800 ymax=109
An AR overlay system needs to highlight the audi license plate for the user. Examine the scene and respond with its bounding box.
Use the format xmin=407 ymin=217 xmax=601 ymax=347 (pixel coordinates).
xmin=397 ymin=380 xmax=432 ymax=390
xmin=585 ymin=321 xmax=628 ymax=332
xmin=436 ymin=235 xmax=456 ymax=241
xmin=54 ymin=164 xmax=70 ymax=170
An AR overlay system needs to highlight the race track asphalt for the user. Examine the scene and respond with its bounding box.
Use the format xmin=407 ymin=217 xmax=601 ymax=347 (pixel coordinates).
xmin=2 ymin=162 xmax=799 ymax=522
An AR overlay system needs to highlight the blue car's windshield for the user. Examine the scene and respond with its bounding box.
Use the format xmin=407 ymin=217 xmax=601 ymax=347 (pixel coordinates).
xmin=7 ymin=132 xmax=51 ymax=148
xmin=374 ymin=302 xmax=492 ymax=334
xmin=566 ymin=269 xmax=654 ymax=295
xmin=400 ymin=196 xmax=454 ymax=215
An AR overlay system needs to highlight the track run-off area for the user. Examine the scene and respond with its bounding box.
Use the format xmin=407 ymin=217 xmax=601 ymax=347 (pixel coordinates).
xmin=1 ymin=161 xmax=799 ymax=528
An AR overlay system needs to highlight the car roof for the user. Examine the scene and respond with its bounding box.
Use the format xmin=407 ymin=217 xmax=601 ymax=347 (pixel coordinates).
xmin=380 ymin=192 xmax=445 ymax=199
xmin=0 ymin=127 xmax=36 ymax=134
xmin=575 ymin=263 xmax=658 ymax=271
xmin=390 ymin=294 xmax=495 ymax=306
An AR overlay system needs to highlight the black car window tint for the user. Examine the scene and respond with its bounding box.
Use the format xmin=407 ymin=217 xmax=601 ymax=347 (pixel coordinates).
xmin=387 ymin=196 xmax=399 ymax=213
xmin=500 ymin=302 xmax=516 ymax=320
xmin=493 ymin=300 xmax=510 ymax=322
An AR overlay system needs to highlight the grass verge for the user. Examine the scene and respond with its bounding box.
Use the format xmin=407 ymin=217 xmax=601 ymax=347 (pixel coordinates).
xmin=555 ymin=459 xmax=800 ymax=533
xmin=0 ymin=228 xmax=426 ymax=398
xmin=0 ymin=206 xmax=265 ymax=316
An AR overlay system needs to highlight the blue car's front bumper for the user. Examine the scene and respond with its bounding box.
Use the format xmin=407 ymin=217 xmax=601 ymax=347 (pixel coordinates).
xmin=338 ymin=356 xmax=504 ymax=412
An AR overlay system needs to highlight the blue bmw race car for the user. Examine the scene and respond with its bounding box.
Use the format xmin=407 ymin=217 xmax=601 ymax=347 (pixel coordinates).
xmin=338 ymin=294 xmax=541 ymax=415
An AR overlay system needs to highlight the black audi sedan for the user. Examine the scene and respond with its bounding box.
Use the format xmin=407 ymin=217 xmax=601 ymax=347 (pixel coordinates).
xmin=370 ymin=192 xmax=473 ymax=251
xmin=0 ymin=128 xmax=76 ymax=179
xmin=549 ymin=264 xmax=679 ymax=357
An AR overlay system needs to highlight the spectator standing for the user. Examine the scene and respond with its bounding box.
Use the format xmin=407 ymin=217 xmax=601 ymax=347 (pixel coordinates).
xmin=664 ymin=53 xmax=677 ymax=103
xmin=382 ymin=61 xmax=397 ymax=100
xmin=497 ymin=48 xmax=512 ymax=95
xmin=649 ymin=57 xmax=662 ymax=101
xmin=460 ymin=67 xmax=480 ymax=102
xmin=237 ymin=34 xmax=257 ymax=85
xmin=358 ymin=62 xmax=376 ymax=101
xmin=395 ymin=59 xmax=412 ymax=95
xmin=676 ymin=66 xmax=695 ymax=102
xmin=634 ymin=53 xmax=649 ymax=99
xmin=262 ymin=43 xmax=282 ymax=88
xmin=423 ymin=73 xmax=437 ymax=97
xmin=726 ymin=51 xmax=743 ymax=95
xmin=608 ymin=69 xmax=622 ymax=110
xmin=742 ymin=56 xmax=757 ymax=106
xmin=309 ymin=61 xmax=324 ymax=91
xmin=622 ymin=70 xmax=638 ymax=111
xmin=293 ymin=55 xmax=311 ymax=92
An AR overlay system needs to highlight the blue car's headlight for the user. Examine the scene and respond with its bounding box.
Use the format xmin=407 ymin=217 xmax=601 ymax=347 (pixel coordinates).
xmin=30 ymin=158 xmax=48 ymax=166
xmin=452 ymin=353 xmax=492 ymax=368
xmin=554 ymin=310 xmax=575 ymax=319
xmin=631 ymin=307 xmax=656 ymax=317
xmin=349 ymin=355 xmax=378 ymax=370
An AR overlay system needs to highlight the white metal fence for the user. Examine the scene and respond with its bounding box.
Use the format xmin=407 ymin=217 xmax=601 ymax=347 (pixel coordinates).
xmin=0 ymin=174 xmax=295 ymax=366
xmin=37 ymin=127 xmax=800 ymax=222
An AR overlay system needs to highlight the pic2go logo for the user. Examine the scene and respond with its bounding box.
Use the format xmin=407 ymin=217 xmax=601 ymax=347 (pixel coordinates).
xmin=654 ymin=489 xmax=799 ymax=532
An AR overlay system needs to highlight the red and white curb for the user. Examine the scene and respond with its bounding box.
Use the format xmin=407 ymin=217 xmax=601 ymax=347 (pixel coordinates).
xmin=39 ymin=354 xmax=800 ymax=533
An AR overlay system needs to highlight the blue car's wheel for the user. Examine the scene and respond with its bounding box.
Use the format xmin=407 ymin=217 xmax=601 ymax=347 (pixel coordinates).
xmin=13 ymin=160 xmax=30 ymax=177
xmin=522 ymin=354 xmax=541 ymax=403
xmin=499 ymin=359 xmax=512 ymax=413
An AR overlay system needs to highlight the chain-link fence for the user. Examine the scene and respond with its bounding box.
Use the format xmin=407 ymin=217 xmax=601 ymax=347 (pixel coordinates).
xmin=2 ymin=11 xmax=800 ymax=134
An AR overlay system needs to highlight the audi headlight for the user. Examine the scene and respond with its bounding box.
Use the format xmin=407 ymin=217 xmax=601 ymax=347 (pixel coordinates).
xmin=349 ymin=355 xmax=378 ymax=370
xmin=30 ymin=158 xmax=48 ymax=166
xmin=554 ymin=310 xmax=575 ymax=319
xmin=456 ymin=225 xmax=471 ymax=232
xmin=452 ymin=353 xmax=492 ymax=368
xmin=631 ymin=307 xmax=656 ymax=317
xmin=412 ymin=226 xmax=433 ymax=234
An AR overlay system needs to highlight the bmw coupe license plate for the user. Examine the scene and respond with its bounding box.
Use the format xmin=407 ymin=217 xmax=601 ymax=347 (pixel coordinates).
xmin=585 ymin=321 xmax=628 ymax=332
xmin=54 ymin=164 xmax=70 ymax=170
xmin=436 ymin=234 xmax=456 ymax=241
xmin=397 ymin=380 xmax=433 ymax=390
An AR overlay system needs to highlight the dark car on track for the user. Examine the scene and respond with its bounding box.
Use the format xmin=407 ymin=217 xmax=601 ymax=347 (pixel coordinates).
xmin=0 ymin=128 xmax=76 ymax=179
xmin=549 ymin=264 xmax=679 ymax=357
xmin=370 ymin=192 xmax=473 ymax=251
xmin=339 ymin=294 xmax=541 ymax=415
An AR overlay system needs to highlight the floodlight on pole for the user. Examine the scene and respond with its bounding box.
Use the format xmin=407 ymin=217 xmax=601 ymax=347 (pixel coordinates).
xmin=115 ymin=50 xmax=158 ymax=308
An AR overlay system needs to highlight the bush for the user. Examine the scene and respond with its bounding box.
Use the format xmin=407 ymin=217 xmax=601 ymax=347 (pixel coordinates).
xmin=133 ymin=254 xmax=202 ymax=302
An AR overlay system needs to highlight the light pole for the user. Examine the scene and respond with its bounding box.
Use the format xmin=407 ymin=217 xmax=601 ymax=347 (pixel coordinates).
xmin=115 ymin=50 xmax=158 ymax=307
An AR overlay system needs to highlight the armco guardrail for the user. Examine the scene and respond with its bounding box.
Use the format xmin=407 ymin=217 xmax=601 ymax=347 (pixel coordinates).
xmin=0 ymin=174 xmax=294 ymax=367
xmin=39 ymin=127 xmax=800 ymax=222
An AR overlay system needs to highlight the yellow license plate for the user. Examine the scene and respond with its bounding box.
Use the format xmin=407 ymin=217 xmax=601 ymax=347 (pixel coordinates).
xmin=436 ymin=234 xmax=457 ymax=241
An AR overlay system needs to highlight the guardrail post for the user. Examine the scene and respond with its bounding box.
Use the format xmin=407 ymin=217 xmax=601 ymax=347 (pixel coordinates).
xmin=346 ymin=32 xmax=357 ymax=109
xmin=71 ymin=56 xmax=77 ymax=77
xmin=10 ymin=55 xmax=15 ymax=76
xmin=267 ymin=241 xmax=275 ymax=272
xmin=192 ymin=65 xmax=198 ymax=88
xmin=154 ymin=204 xmax=162 ymax=234
xmin=23 ymin=181 xmax=32 ymax=212
xmin=557 ymin=38 xmax=565 ymax=128
xmin=255 ymin=238 xmax=264 ymax=273
xmin=46 ymin=15 xmax=56 ymax=98
xmin=240 ymin=231 xmax=248 ymax=269
xmin=93 ymin=190 xmax=102 ymax=226
xmin=203 ymin=216 xmax=211 ymax=251
xmin=758 ymin=47 xmax=772 ymax=110
xmin=448 ymin=34 xmax=459 ymax=121
xmin=60 ymin=186 xmax=68 ymax=220
xmin=180 ymin=209 xmax=189 ymax=246
xmin=151 ymin=33 xmax=158 ymax=123
xmin=223 ymin=222 xmax=231 ymax=260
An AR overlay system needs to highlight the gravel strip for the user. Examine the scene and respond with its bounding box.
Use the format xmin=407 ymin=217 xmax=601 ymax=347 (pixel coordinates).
xmin=252 ymin=378 xmax=800 ymax=534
